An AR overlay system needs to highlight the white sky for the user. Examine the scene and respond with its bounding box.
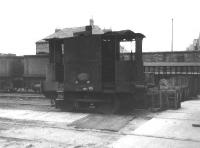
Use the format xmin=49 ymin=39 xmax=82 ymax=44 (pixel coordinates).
xmin=0 ymin=0 xmax=199 ymax=55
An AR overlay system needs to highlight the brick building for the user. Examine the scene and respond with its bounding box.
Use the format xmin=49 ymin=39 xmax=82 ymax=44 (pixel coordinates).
xmin=36 ymin=40 xmax=49 ymax=54
xmin=36 ymin=19 xmax=106 ymax=54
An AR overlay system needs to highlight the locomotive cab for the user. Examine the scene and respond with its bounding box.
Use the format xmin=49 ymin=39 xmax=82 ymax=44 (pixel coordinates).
xmin=44 ymin=26 xmax=145 ymax=113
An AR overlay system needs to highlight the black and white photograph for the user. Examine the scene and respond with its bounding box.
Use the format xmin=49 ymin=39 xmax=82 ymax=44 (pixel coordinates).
xmin=0 ymin=0 xmax=200 ymax=147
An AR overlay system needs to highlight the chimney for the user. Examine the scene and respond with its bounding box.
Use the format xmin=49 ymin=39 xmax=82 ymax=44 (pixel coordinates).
xmin=89 ymin=18 xmax=94 ymax=26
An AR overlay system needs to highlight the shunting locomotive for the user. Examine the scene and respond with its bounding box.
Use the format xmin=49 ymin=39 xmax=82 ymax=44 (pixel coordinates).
xmin=43 ymin=25 xmax=146 ymax=113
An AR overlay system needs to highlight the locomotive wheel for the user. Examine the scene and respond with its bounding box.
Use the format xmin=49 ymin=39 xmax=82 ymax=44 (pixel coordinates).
xmin=74 ymin=101 xmax=80 ymax=112
xmin=61 ymin=100 xmax=74 ymax=112
xmin=97 ymin=98 xmax=120 ymax=114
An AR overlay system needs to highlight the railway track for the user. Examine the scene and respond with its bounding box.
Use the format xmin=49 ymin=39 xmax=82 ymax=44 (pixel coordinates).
xmin=0 ymin=135 xmax=75 ymax=148
xmin=1 ymin=95 xmax=200 ymax=147
xmin=0 ymin=116 xmax=120 ymax=148
xmin=0 ymin=117 xmax=117 ymax=134
xmin=0 ymin=135 xmax=36 ymax=142
xmin=1 ymin=115 xmax=200 ymax=148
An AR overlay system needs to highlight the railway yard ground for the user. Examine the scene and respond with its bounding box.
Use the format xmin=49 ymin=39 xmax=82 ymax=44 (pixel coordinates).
xmin=0 ymin=94 xmax=200 ymax=147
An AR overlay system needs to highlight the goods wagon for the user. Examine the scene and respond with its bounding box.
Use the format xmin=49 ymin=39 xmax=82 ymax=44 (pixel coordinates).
xmin=23 ymin=55 xmax=49 ymax=92
xmin=0 ymin=56 xmax=23 ymax=92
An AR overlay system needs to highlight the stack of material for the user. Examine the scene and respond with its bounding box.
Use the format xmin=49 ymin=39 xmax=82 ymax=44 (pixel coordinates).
xmin=159 ymin=78 xmax=181 ymax=109
xmin=167 ymin=89 xmax=181 ymax=109
xmin=147 ymin=78 xmax=183 ymax=111
xmin=166 ymin=76 xmax=189 ymax=101
xmin=148 ymin=87 xmax=169 ymax=111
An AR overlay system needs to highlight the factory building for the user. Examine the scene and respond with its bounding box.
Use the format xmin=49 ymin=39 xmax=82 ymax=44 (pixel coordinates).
xmin=187 ymin=33 xmax=200 ymax=51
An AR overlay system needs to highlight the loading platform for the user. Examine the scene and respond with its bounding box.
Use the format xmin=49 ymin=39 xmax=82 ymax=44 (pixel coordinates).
xmin=111 ymin=97 xmax=200 ymax=148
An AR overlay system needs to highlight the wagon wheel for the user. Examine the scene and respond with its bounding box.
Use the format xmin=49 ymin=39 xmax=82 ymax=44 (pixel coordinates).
xmin=97 ymin=97 xmax=120 ymax=114
xmin=50 ymin=96 xmax=56 ymax=107
xmin=49 ymin=93 xmax=57 ymax=107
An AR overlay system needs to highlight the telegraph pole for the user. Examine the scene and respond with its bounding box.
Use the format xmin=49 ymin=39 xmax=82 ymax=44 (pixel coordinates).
xmin=171 ymin=18 xmax=174 ymax=52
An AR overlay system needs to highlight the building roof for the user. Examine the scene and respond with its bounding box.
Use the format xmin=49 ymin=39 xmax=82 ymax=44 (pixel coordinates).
xmin=24 ymin=54 xmax=49 ymax=58
xmin=44 ymin=25 xmax=104 ymax=40
xmin=0 ymin=53 xmax=16 ymax=57
xmin=143 ymin=50 xmax=200 ymax=54
xmin=36 ymin=39 xmax=48 ymax=43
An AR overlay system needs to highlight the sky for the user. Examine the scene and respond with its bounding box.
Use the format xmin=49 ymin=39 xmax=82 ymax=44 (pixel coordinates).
xmin=0 ymin=0 xmax=200 ymax=55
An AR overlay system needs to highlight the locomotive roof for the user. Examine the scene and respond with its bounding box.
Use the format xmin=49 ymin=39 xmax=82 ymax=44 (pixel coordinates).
xmin=103 ymin=30 xmax=145 ymax=40
xmin=43 ymin=25 xmax=145 ymax=41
